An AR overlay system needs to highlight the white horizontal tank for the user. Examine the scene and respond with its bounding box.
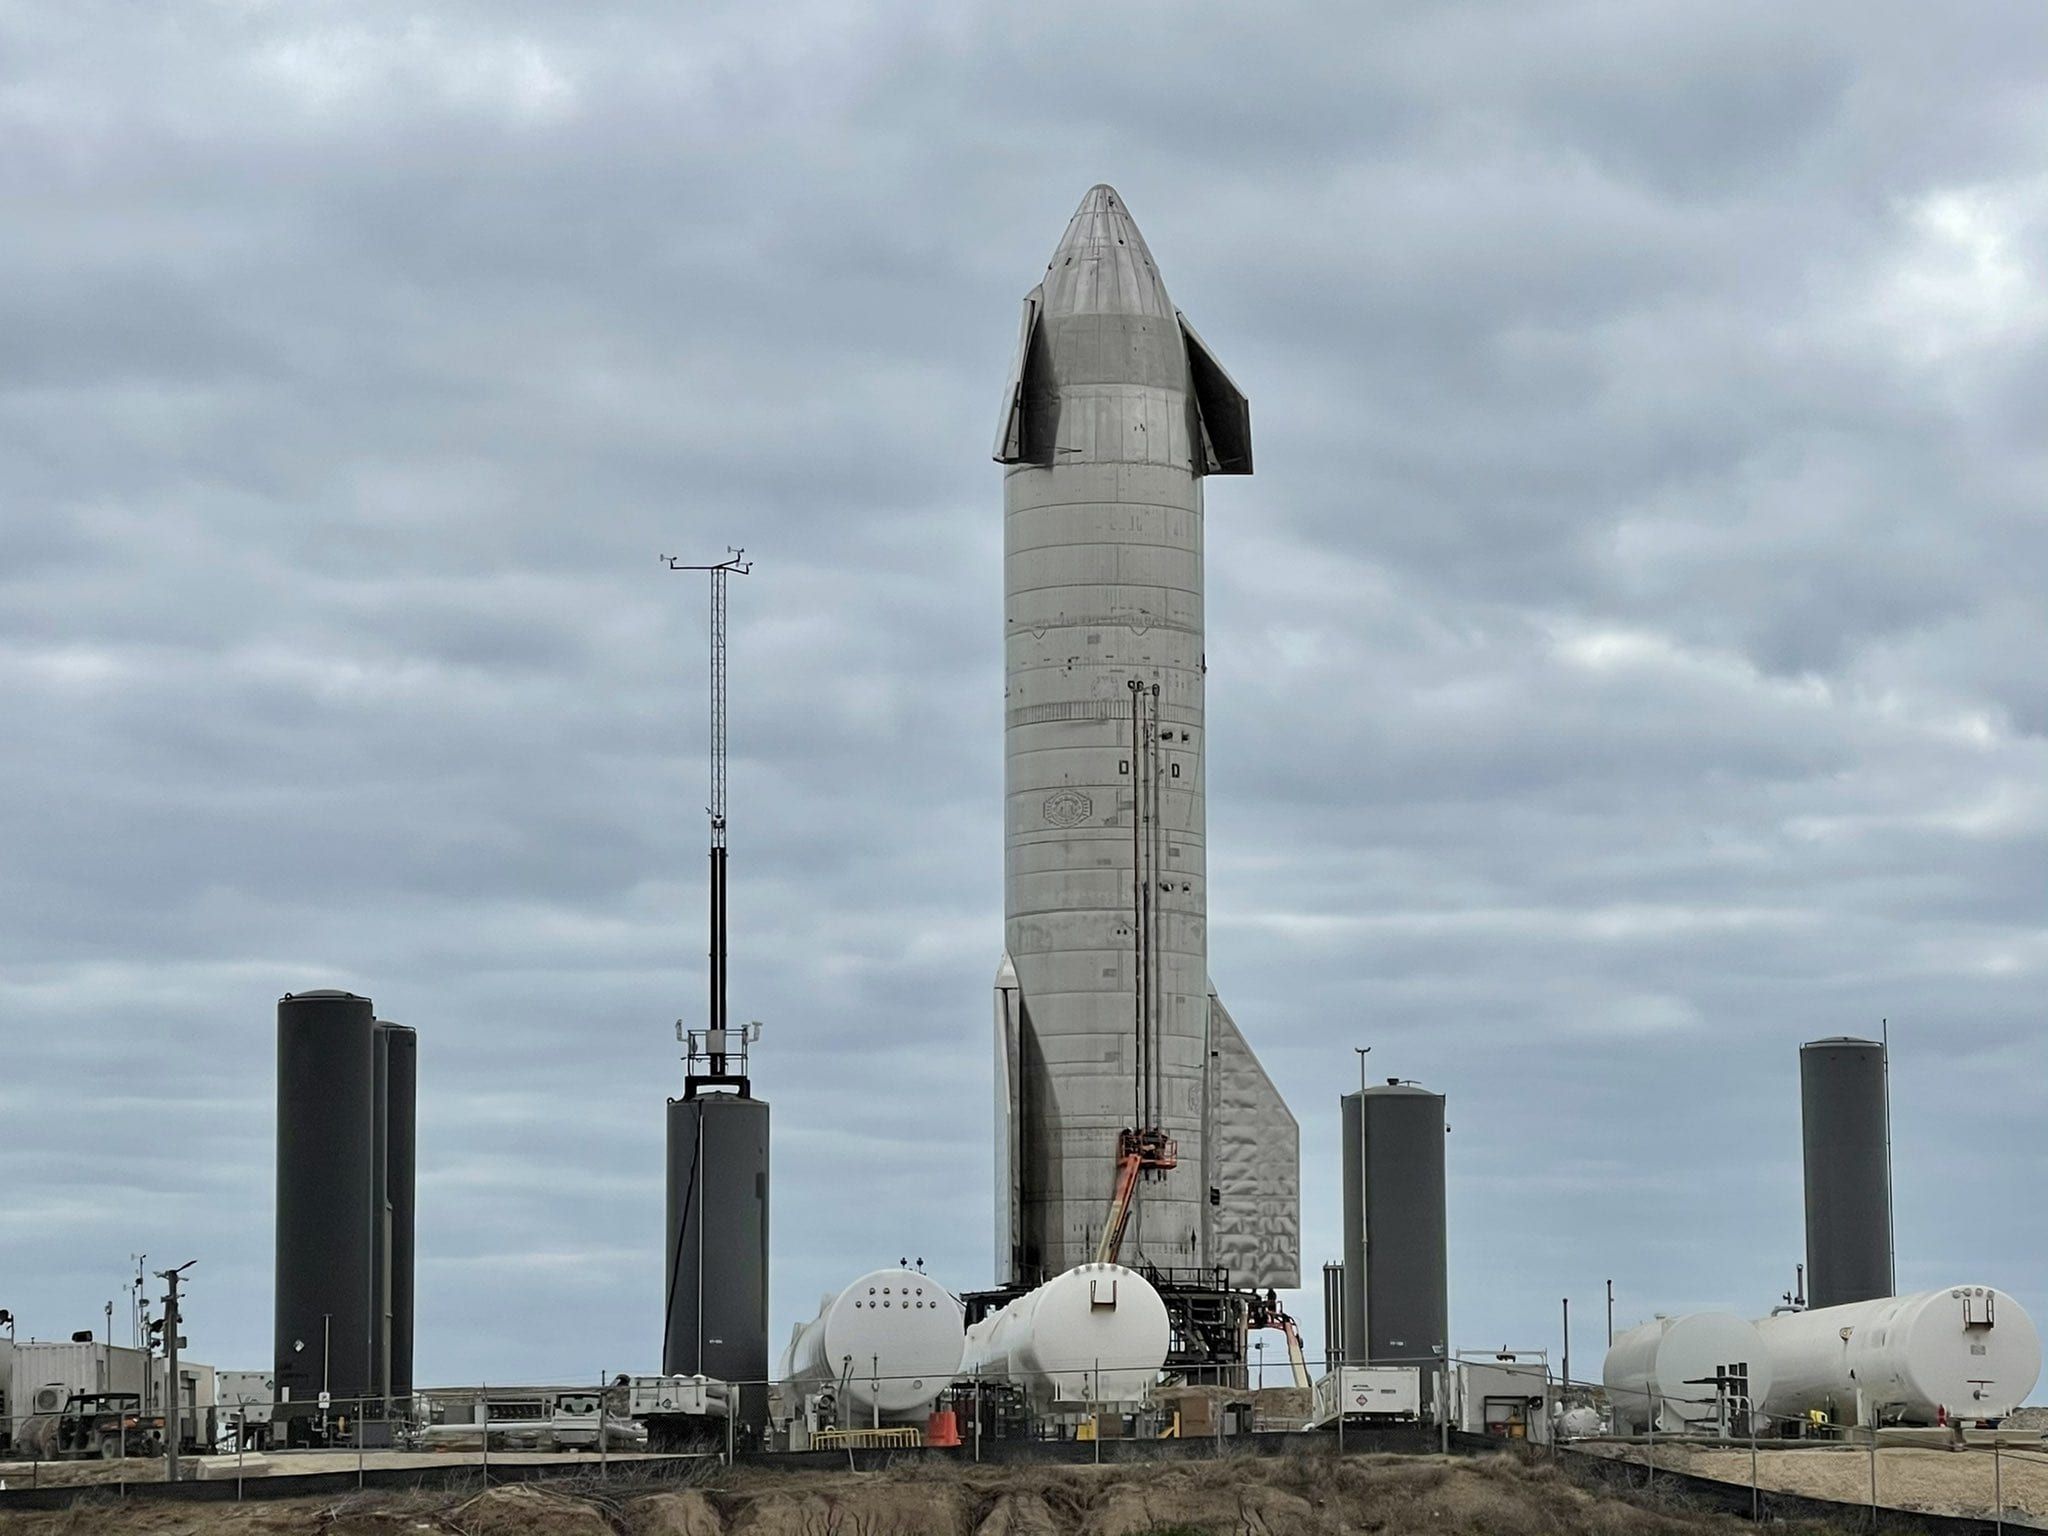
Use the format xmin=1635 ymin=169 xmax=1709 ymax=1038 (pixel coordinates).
xmin=780 ymin=1267 xmax=965 ymax=1422
xmin=962 ymin=1263 xmax=1170 ymax=1410
xmin=1756 ymin=1285 xmax=2039 ymax=1427
xmin=1602 ymin=1313 xmax=1773 ymax=1434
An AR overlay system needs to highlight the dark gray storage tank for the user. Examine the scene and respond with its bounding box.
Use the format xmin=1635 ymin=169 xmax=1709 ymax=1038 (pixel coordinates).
xmin=275 ymin=991 xmax=377 ymax=1434
xmin=1341 ymin=1081 xmax=1448 ymax=1391
xmin=376 ymin=1021 xmax=417 ymax=1406
xmin=1800 ymin=1036 xmax=1893 ymax=1309
xmin=664 ymin=1092 xmax=770 ymax=1435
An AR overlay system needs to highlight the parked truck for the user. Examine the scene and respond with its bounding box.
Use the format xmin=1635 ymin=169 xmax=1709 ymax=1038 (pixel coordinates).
xmin=23 ymin=1392 xmax=167 ymax=1460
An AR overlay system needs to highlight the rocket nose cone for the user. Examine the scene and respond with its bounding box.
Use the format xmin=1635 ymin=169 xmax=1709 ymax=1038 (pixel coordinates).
xmin=1042 ymin=184 xmax=1170 ymax=317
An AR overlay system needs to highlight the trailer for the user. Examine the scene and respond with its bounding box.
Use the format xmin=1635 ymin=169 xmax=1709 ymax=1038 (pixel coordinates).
xmin=1309 ymin=1366 xmax=1422 ymax=1426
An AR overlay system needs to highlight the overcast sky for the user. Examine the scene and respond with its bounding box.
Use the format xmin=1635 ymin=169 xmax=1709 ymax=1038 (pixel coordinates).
xmin=2 ymin=0 xmax=2043 ymax=1394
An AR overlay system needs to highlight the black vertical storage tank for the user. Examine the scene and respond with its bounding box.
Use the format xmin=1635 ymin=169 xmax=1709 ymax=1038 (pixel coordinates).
xmin=380 ymin=1023 xmax=417 ymax=1407
xmin=371 ymin=1022 xmax=391 ymax=1413
xmin=663 ymin=1092 xmax=769 ymax=1436
xmin=1340 ymin=1082 xmax=1449 ymax=1394
xmin=275 ymin=991 xmax=377 ymax=1438
xmin=1801 ymin=1036 xmax=1893 ymax=1308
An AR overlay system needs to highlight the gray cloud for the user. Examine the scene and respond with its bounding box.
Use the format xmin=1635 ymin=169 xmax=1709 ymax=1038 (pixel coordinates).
xmin=2 ymin=0 xmax=2043 ymax=1389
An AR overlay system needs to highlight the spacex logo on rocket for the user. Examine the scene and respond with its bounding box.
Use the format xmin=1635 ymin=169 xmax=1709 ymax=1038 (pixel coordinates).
xmin=991 ymin=186 xmax=1299 ymax=1291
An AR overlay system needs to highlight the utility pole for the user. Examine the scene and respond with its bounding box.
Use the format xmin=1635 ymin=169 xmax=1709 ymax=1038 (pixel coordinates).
xmin=1606 ymin=1279 xmax=1613 ymax=1346
xmin=1561 ymin=1297 xmax=1570 ymax=1399
xmin=158 ymin=1261 xmax=194 ymax=1481
xmin=130 ymin=1254 xmax=147 ymax=1350
xmin=664 ymin=549 xmax=752 ymax=1045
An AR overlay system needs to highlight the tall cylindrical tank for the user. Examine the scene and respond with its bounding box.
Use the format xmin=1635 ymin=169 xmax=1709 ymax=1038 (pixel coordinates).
xmin=1801 ymin=1037 xmax=1893 ymax=1309
xmin=378 ymin=1021 xmax=417 ymax=1405
xmin=1756 ymin=1286 xmax=2040 ymax=1427
xmin=1602 ymin=1313 xmax=1774 ymax=1434
xmin=274 ymin=990 xmax=377 ymax=1431
xmin=1340 ymin=1082 xmax=1448 ymax=1386
xmin=962 ymin=1263 xmax=1169 ymax=1410
xmin=664 ymin=1092 xmax=769 ymax=1435
xmin=781 ymin=1268 xmax=965 ymax=1422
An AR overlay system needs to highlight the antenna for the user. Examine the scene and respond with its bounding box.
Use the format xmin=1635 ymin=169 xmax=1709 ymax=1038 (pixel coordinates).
xmin=663 ymin=549 xmax=752 ymax=1050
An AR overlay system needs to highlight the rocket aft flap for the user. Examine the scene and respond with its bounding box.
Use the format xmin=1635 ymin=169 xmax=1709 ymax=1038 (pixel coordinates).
xmin=992 ymin=186 xmax=1298 ymax=1290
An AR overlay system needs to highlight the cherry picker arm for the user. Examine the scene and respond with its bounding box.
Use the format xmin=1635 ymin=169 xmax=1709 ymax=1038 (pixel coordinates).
xmin=1094 ymin=1127 xmax=1178 ymax=1265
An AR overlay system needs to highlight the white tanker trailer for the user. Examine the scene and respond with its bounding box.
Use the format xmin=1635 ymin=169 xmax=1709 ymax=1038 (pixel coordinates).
xmin=779 ymin=1267 xmax=965 ymax=1426
xmin=1754 ymin=1285 xmax=2040 ymax=1428
xmin=961 ymin=1263 xmax=1170 ymax=1412
xmin=1602 ymin=1313 xmax=1774 ymax=1435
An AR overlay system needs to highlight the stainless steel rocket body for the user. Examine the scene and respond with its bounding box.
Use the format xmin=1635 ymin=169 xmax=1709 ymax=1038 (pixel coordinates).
xmin=994 ymin=188 xmax=1291 ymax=1288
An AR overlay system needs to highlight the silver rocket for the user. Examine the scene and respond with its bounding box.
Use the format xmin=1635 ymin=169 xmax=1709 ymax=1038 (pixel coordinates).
xmin=993 ymin=185 xmax=1298 ymax=1290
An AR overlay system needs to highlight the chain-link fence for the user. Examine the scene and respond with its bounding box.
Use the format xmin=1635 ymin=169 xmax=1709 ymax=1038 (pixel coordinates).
xmin=2 ymin=1359 xmax=2038 ymax=1525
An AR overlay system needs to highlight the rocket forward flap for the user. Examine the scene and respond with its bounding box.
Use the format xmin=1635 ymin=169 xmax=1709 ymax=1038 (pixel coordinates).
xmin=993 ymin=288 xmax=1044 ymax=464
xmin=1178 ymin=313 xmax=1253 ymax=475
xmin=1204 ymin=986 xmax=1299 ymax=1289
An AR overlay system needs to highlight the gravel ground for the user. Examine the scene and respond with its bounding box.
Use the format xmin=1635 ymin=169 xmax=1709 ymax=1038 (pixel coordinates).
xmin=1582 ymin=1438 xmax=2048 ymax=1524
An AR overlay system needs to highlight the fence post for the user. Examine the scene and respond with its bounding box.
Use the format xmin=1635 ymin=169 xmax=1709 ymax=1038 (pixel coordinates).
xmin=357 ymin=1399 xmax=365 ymax=1489
xmin=481 ymin=1381 xmax=489 ymax=1488
xmin=1993 ymin=1436 xmax=2003 ymax=1536
xmin=973 ymin=1367 xmax=981 ymax=1465
xmin=1645 ymin=1408 xmax=1654 ymax=1489
xmin=1335 ymin=1358 xmax=1344 ymax=1460
xmin=1868 ymin=1432 xmax=1879 ymax=1531
xmin=598 ymin=1372 xmax=608 ymax=1480
xmin=1092 ymin=1359 xmax=1101 ymax=1465
xmin=1749 ymin=1414 xmax=1759 ymax=1522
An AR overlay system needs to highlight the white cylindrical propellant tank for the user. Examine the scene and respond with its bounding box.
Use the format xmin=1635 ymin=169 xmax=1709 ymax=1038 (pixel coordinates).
xmin=1755 ymin=1286 xmax=2040 ymax=1427
xmin=1602 ymin=1313 xmax=1774 ymax=1434
xmin=780 ymin=1268 xmax=965 ymax=1422
xmin=961 ymin=1263 xmax=1170 ymax=1410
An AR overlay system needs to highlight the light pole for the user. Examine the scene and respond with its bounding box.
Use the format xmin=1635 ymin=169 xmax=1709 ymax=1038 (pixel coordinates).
xmin=1354 ymin=1046 xmax=1371 ymax=1097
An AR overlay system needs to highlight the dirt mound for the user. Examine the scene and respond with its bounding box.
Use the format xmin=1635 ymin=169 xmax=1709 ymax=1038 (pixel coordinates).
xmin=970 ymin=1490 xmax=1060 ymax=1536
xmin=0 ymin=1448 xmax=1840 ymax=1536
xmin=628 ymin=1491 xmax=724 ymax=1536
xmin=723 ymin=1481 xmax=970 ymax=1536
xmin=452 ymin=1484 xmax=613 ymax=1536
xmin=1070 ymin=1465 xmax=1322 ymax=1536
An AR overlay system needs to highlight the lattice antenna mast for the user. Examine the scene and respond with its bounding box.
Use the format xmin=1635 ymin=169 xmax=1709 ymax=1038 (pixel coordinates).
xmin=663 ymin=548 xmax=752 ymax=1038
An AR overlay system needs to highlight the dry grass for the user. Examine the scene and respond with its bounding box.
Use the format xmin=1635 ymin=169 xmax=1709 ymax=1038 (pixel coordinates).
xmin=0 ymin=1447 xmax=1860 ymax=1536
